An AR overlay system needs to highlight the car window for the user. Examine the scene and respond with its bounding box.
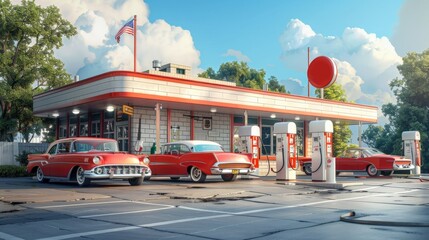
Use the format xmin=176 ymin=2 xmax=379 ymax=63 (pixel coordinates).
xmin=161 ymin=145 xmax=170 ymax=154
xmin=193 ymin=144 xmax=224 ymax=152
xmin=93 ymin=141 xmax=118 ymax=151
xmin=48 ymin=145 xmax=57 ymax=155
xmin=73 ymin=141 xmax=93 ymax=152
xmin=179 ymin=144 xmax=191 ymax=154
xmin=57 ymin=142 xmax=71 ymax=153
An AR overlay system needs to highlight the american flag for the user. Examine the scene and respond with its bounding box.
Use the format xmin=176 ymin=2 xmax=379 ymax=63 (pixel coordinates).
xmin=115 ymin=18 xmax=134 ymax=43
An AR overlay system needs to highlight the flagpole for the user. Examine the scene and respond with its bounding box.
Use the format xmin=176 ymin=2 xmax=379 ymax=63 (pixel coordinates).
xmin=134 ymin=15 xmax=137 ymax=72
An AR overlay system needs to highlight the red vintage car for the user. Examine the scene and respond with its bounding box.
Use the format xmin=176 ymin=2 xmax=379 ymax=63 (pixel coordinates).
xmin=146 ymin=140 xmax=255 ymax=183
xmin=299 ymin=147 xmax=414 ymax=176
xmin=27 ymin=137 xmax=150 ymax=186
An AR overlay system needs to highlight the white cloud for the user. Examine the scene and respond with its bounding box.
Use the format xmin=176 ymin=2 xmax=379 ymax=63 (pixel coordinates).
xmin=392 ymin=0 xmax=429 ymax=56
xmin=223 ymin=49 xmax=251 ymax=62
xmin=279 ymin=19 xmax=402 ymax=108
xmin=11 ymin=0 xmax=201 ymax=78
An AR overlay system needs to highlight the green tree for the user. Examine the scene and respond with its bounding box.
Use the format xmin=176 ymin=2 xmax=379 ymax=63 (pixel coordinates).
xmin=198 ymin=61 xmax=269 ymax=90
xmin=0 ymin=0 xmax=77 ymax=142
xmin=374 ymin=50 xmax=429 ymax=172
xmin=267 ymin=76 xmax=286 ymax=93
xmin=316 ymin=83 xmax=352 ymax=157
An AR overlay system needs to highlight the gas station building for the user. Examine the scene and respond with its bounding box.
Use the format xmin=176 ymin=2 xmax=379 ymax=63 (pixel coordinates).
xmin=33 ymin=63 xmax=378 ymax=174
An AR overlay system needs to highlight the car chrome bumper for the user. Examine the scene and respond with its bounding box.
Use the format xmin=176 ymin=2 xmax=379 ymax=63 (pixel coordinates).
xmin=393 ymin=164 xmax=415 ymax=171
xmin=84 ymin=165 xmax=149 ymax=179
xmin=210 ymin=168 xmax=254 ymax=175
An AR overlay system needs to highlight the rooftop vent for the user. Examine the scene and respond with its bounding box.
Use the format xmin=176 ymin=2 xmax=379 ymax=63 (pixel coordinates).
xmin=152 ymin=60 xmax=161 ymax=71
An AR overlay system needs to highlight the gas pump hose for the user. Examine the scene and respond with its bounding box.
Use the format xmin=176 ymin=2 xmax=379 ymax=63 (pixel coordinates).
xmin=271 ymin=145 xmax=285 ymax=174
xmin=259 ymin=137 xmax=271 ymax=176
xmin=308 ymin=140 xmax=323 ymax=174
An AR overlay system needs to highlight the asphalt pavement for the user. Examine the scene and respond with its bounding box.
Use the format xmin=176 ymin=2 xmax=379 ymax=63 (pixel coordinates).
xmin=0 ymin=173 xmax=428 ymax=239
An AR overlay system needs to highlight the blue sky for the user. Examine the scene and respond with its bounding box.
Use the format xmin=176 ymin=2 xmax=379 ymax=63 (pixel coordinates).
xmin=145 ymin=0 xmax=404 ymax=94
xmin=13 ymin=0 xmax=429 ymax=124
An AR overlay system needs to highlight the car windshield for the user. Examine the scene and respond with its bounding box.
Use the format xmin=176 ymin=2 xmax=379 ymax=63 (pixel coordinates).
xmin=73 ymin=140 xmax=119 ymax=152
xmin=363 ymin=148 xmax=385 ymax=156
xmin=192 ymin=144 xmax=224 ymax=152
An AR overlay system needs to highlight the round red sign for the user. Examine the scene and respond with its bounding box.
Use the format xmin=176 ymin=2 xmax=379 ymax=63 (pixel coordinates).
xmin=307 ymin=56 xmax=338 ymax=88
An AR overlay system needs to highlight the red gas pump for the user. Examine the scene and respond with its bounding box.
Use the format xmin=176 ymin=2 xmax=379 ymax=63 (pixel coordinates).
xmin=273 ymin=122 xmax=297 ymax=181
xmin=309 ymin=120 xmax=335 ymax=183
xmin=238 ymin=126 xmax=260 ymax=174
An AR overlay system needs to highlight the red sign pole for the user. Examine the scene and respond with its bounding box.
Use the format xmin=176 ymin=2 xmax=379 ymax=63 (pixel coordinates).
xmin=133 ymin=15 xmax=137 ymax=72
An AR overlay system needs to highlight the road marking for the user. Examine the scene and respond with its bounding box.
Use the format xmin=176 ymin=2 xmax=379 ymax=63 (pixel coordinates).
xmin=0 ymin=232 xmax=25 ymax=240
xmin=34 ymin=200 xmax=174 ymax=209
xmin=178 ymin=206 xmax=231 ymax=214
xmin=79 ymin=206 xmax=174 ymax=218
xmin=34 ymin=189 xmax=420 ymax=240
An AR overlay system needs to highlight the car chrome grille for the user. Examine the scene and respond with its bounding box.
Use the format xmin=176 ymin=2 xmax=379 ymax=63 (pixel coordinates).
xmin=94 ymin=165 xmax=145 ymax=175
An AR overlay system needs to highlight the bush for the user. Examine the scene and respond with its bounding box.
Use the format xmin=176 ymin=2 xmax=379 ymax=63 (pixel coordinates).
xmin=15 ymin=150 xmax=30 ymax=166
xmin=0 ymin=165 xmax=29 ymax=177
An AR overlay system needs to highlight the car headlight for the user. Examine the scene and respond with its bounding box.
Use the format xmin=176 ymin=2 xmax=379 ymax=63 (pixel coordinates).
xmin=143 ymin=157 xmax=150 ymax=165
xmin=93 ymin=156 xmax=102 ymax=164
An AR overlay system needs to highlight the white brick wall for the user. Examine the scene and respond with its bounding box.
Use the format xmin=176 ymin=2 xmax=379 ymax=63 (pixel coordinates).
xmin=193 ymin=112 xmax=231 ymax=152
xmin=170 ymin=110 xmax=191 ymax=141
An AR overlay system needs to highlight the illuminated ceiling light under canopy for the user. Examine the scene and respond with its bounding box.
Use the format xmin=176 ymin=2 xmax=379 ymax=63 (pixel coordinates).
xmin=72 ymin=109 xmax=80 ymax=115
xmin=270 ymin=114 xmax=276 ymax=119
xmin=106 ymin=105 xmax=115 ymax=112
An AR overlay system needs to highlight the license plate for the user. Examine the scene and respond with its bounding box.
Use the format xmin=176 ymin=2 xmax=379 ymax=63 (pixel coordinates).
xmin=232 ymin=169 xmax=239 ymax=174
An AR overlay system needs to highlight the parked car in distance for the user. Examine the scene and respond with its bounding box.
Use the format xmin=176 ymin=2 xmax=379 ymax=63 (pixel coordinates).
xmin=146 ymin=140 xmax=255 ymax=183
xmin=27 ymin=137 xmax=150 ymax=186
xmin=299 ymin=147 xmax=414 ymax=177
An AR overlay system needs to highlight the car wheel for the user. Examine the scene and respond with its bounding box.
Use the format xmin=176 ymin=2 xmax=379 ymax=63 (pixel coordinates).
xmin=36 ymin=167 xmax=50 ymax=183
xmin=303 ymin=163 xmax=312 ymax=175
xmin=170 ymin=177 xmax=180 ymax=181
xmin=189 ymin=166 xmax=207 ymax=183
xmin=76 ymin=167 xmax=91 ymax=187
xmin=221 ymin=174 xmax=237 ymax=182
xmin=129 ymin=177 xmax=143 ymax=186
xmin=366 ymin=164 xmax=380 ymax=177
xmin=381 ymin=170 xmax=393 ymax=176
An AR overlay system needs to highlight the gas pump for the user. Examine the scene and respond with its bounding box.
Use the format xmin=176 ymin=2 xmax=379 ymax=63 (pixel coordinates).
xmin=238 ymin=125 xmax=260 ymax=175
xmin=309 ymin=120 xmax=335 ymax=182
xmin=273 ymin=122 xmax=297 ymax=181
xmin=402 ymin=131 xmax=421 ymax=175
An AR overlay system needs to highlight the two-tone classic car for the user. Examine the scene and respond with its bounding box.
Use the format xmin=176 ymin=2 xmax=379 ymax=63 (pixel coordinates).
xmin=146 ymin=140 xmax=255 ymax=183
xmin=27 ymin=137 xmax=150 ymax=186
xmin=300 ymin=147 xmax=414 ymax=176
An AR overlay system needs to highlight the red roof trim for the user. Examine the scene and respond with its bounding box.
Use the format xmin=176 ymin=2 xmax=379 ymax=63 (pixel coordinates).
xmin=34 ymin=71 xmax=377 ymax=110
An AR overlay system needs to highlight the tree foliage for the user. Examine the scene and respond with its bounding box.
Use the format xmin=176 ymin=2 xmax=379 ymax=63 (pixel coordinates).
xmin=316 ymin=83 xmax=352 ymax=157
xmin=365 ymin=50 xmax=429 ymax=172
xmin=198 ymin=61 xmax=286 ymax=93
xmin=0 ymin=0 xmax=77 ymax=142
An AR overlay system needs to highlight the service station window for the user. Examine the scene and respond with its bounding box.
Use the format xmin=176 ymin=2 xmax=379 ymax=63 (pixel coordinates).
xmin=69 ymin=115 xmax=78 ymax=137
xmin=103 ymin=111 xmax=115 ymax=139
xmin=91 ymin=113 xmax=101 ymax=137
xmin=59 ymin=117 xmax=67 ymax=139
xmin=79 ymin=114 xmax=88 ymax=136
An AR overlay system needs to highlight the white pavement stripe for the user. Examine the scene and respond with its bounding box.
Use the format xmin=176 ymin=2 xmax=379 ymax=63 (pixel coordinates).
xmin=79 ymin=206 xmax=174 ymax=218
xmin=178 ymin=206 xmax=231 ymax=214
xmin=35 ymin=189 xmax=420 ymax=240
xmin=0 ymin=232 xmax=25 ymax=240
